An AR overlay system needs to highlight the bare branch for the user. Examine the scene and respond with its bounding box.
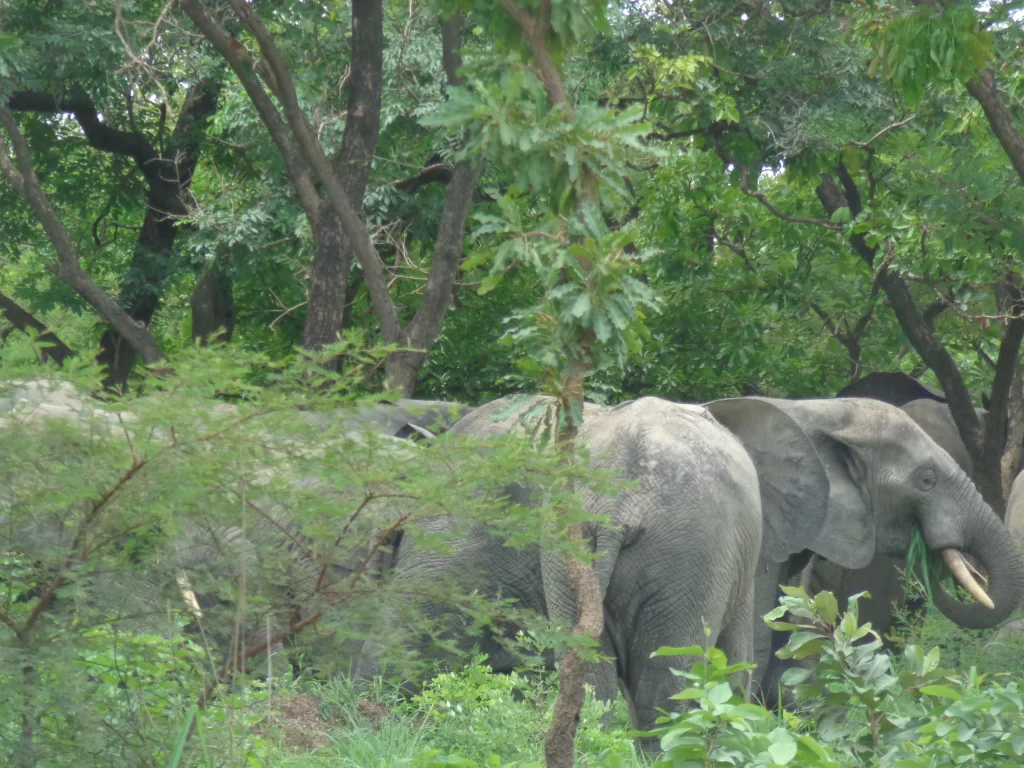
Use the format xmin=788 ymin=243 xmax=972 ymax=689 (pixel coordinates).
xmin=850 ymin=115 xmax=916 ymax=149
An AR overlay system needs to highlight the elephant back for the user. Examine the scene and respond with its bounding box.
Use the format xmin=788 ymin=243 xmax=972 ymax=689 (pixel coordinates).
xmin=449 ymin=394 xmax=606 ymax=443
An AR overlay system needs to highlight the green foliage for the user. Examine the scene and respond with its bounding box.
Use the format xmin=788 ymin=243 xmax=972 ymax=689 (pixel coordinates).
xmin=403 ymin=656 xmax=633 ymax=765
xmin=410 ymin=590 xmax=1024 ymax=768
xmin=867 ymin=4 xmax=992 ymax=106
xmin=0 ymin=342 xmax=625 ymax=765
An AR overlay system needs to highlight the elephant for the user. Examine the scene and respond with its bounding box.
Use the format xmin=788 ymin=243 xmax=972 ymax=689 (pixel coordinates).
xmin=162 ymin=397 xmax=474 ymax=673
xmin=1006 ymin=469 xmax=1024 ymax=543
xmin=357 ymin=393 xmax=792 ymax=740
xmin=0 ymin=380 xmax=471 ymax=676
xmin=900 ymin=398 xmax=989 ymax=478
xmin=825 ymin=372 xmax=1008 ymax=650
xmin=835 ymin=371 xmax=947 ymax=406
xmin=704 ymin=396 xmax=1024 ymax=711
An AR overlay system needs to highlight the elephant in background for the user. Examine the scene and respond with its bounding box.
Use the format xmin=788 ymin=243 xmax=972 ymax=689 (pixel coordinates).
xmin=358 ymin=393 xmax=1024 ymax=733
xmin=0 ymin=381 xmax=471 ymax=677
xmin=705 ymin=396 xmax=1024 ymax=711
xmin=835 ymin=371 xmax=947 ymax=406
xmin=166 ymin=398 xmax=473 ymax=673
xmin=1006 ymin=470 xmax=1024 ymax=542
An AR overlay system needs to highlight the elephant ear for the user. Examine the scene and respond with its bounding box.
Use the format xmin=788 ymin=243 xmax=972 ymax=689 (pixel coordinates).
xmin=705 ymin=398 xmax=831 ymax=564
xmin=342 ymin=400 xmax=472 ymax=440
xmin=762 ymin=399 xmax=878 ymax=570
xmin=449 ymin=394 xmax=561 ymax=441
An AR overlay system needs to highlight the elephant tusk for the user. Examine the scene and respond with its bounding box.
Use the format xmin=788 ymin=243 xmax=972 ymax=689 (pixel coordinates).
xmin=940 ymin=549 xmax=995 ymax=609
xmin=964 ymin=556 xmax=988 ymax=585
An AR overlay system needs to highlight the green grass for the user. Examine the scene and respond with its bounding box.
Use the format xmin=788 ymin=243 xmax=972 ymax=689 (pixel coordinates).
xmin=263 ymin=666 xmax=646 ymax=768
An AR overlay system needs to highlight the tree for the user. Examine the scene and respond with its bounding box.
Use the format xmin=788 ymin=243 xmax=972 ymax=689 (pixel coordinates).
xmin=2 ymin=1 xmax=222 ymax=387
xmin=0 ymin=108 xmax=163 ymax=365
xmin=423 ymin=1 xmax=657 ymax=762
xmin=585 ymin=0 xmax=1024 ymax=513
xmin=179 ymin=0 xmax=481 ymax=395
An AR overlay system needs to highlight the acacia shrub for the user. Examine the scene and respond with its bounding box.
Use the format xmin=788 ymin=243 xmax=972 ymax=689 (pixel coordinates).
xmin=0 ymin=337 xmax=599 ymax=767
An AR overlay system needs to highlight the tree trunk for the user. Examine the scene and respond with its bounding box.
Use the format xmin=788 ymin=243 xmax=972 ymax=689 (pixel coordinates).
xmin=304 ymin=206 xmax=353 ymax=364
xmin=381 ymin=348 xmax=424 ymax=397
xmin=191 ymin=264 xmax=234 ymax=345
xmin=302 ymin=0 xmax=383 ymax=364
xmin=994 ymin=281 xmax=1024 ymax=507
xmin=95 ymin=84 xmax=221 ymax=389
xmin=0 ymin=291 xmax=74 ymax=364
xmin=387 ymin=159 xmax=482 ymax=395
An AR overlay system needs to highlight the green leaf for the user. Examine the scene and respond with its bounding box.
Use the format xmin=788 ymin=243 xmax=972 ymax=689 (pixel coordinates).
xmin=651 ymin=645 xmax=705 ymax=658
xmin=477 ymin=274 xmax=504 ymax=295
xmin=766 ymin=737 xmax=797 ymax=765
xmin=813 ymin=591 xmax=839 ymax=625
xmin=921 ymin=684 xmax=961 ymax=700
xmin=707 ymin=682 xmax=732 ymax=704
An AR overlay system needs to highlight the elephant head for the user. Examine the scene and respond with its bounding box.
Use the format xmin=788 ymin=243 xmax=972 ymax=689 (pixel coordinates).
xmin=900 ymin=398 xmax=989 ymax=479
xmin=707 ymin=397 xmax=1024 ymax=630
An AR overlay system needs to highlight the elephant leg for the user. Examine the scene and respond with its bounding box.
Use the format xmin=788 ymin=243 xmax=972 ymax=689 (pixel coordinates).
xmin=716 ymin=580 xmax=755 ymax=700
xmin=750 ymin=558 xmax=787 ymax=706
xmin=585 ymin=629 xmax=620 ymax=730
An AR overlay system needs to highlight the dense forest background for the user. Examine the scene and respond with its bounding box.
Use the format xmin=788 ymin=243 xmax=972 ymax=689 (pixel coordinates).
xmin=2 ymin=0 xmax=1024 ymax=766
xmin=3 ymin=0 xmax=1020 ymax=405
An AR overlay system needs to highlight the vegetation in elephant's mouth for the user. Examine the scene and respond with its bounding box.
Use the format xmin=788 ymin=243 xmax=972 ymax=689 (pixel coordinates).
xmin=906 ymin=527 xmax=989 ymax=605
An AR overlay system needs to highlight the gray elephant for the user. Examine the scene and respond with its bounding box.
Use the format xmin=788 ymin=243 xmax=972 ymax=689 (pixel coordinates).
xmin=1006 ymin=469 xmax=1024 ymax=543
xmin=835 ymin=371 xmax=947 ymax=406
xmin=705 ymin=396 xmax=1024 ymax=710
xmin=827 ymin=372 xmax=1004 ymax=647
xmin=0 ymin=383 xmax=471 ymax=677
xmin=360 ymin=393 xmax=1023 ymax=736
xmin=357 ymin=393 xmax=779 ymax=739
xmin=166 ymin=398 xmax=473 ymax=672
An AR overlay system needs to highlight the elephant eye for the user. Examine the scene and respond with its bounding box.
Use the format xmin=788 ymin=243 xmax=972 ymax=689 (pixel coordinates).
xmin=917 ymin=468 xmax=937 ymax=491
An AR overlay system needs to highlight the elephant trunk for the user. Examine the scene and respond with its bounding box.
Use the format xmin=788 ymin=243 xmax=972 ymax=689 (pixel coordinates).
xmin=928 ymin=488 xmax=1024 ymax=629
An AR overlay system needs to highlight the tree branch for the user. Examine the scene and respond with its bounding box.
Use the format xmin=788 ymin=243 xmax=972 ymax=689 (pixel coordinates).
xmin=381 ymin=13 xmax=482 ymax=393
xmin=850 ymin=115 xmax=916 ymax=149
xmin=984 ymin=281 xmax=1024 ymax=511
xmin=177 ymin=0 xmax=320 ymax=222
xmin=6 ymin=91 xmax=160 ymax=182
xmin=966 ymin=68 xmax=1024 ymax=185
xmin=0 ymin=109 xmax=163 ymax=364
xmin=0 ymin=291 xmax=75 ymax=364
xmin=817 ymin=169 xmax=989 ymax=490
xmin=718 ymin=144 xmax=842 ymax=231
xmin=393 ymin=163 xmax=454 ymax=193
